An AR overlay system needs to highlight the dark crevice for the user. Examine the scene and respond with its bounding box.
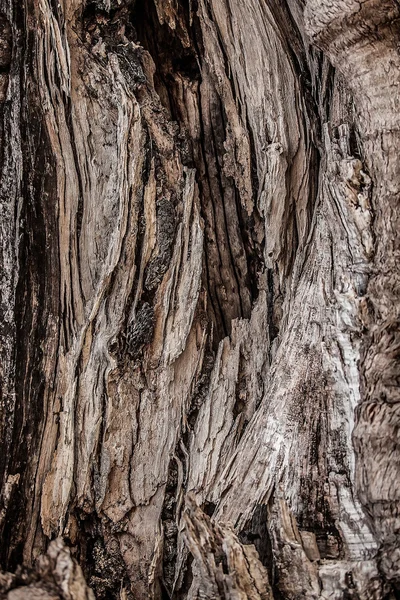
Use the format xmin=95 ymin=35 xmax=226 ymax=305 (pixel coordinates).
xmin=131 ymin=0 xmax=260 ymax=348
xmin=267 ymin=269 xmax=279 ymax=345
xmin=187 ymin=342 xmax=215 ymax=430
xmin=239 ymin=505 xmax=281 ymax=596
xmin=232 ymin=351 xmax=250 ymax=440
xmin=296 ymin=373 xmax=346 ymax=562
xmin=75 ymin=512 xmax=133 ymax=600
xmin=196 ymin=99 xmax=230 ymax=341
xmin=160 ymin=451 xmax=185 ymax=597
xmin=1 ymin=3 xmax=60 ymax=568
xmin=174 ymin=555 xmax=194 ymax=600
xmin=65 ymin=101 xmax=87 ymax=316
xmin=196 ymin=82 xmax=233 ymax=339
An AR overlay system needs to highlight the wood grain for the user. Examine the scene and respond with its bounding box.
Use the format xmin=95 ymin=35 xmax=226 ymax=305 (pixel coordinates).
xmin=0 ymin=0 xmax=399 ymax=598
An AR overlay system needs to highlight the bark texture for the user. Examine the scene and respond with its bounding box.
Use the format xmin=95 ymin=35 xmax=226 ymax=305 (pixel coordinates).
xmin=0 ymin=0 xmax=399 ymax=598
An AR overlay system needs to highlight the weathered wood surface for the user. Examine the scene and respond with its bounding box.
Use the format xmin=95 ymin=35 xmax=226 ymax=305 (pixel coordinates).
xmin=0 ymin=0 xmax=399 ymax=598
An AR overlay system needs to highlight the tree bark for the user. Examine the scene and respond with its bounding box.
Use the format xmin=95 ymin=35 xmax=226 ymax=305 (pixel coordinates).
xmin=0 ymin=0 xmax=399 ymax=598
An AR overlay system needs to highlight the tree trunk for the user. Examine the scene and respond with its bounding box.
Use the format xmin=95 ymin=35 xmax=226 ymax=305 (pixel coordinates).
xmin=1 ymin=0 xmax=399 ymax=598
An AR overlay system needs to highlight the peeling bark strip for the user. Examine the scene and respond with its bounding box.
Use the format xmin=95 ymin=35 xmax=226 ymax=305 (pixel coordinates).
xmin=0 ymin=0 xmax=399 ymax=598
